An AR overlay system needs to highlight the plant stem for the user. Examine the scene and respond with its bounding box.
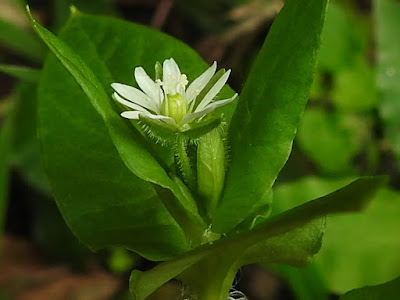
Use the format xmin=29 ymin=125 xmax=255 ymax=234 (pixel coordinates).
xmin=178 ymin=253 xmax=240 ymax=300
xmin=175 ymin=136 xmax=196 ymax=192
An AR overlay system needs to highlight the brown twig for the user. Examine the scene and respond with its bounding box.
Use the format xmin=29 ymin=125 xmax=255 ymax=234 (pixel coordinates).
xmin=151 ymin=0 xmax=175 ymax=29
xmin=196 ymin=0 xmax=283 ymax=63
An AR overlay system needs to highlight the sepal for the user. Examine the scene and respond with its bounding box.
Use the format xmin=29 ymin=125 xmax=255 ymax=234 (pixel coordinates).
xmin=139 ymin=115 xmax=178 ymax=145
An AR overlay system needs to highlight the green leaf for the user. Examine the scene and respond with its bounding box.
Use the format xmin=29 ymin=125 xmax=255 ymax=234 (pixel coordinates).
xmin=0 ymin=18 xmax=45 ymax=62
xmin=38 ymin=69 xmax=188 ymax=260
xmin=212 ymin=0 xmax=329 ymax=233
xmin=8 ymin=83 xmax=51 ymax=194
xmin=273 ymin=176 xmax=400 ymax=294
xmin=0 ymin=64 xmax=40 ymax=83
xmin=239 ymin=218 xmax=324 ymax=266
xmin=232 ymin=189 xmax=272 ymax=232
xmin=29 ymin=8 xmax=234 ymax=257
xmin=376 ymin=0 xmax=400 ymax=166
xmin=331 ymin=59 xmax=378 ymax=112
xmin=339 ymin=277 xmax=400 ymax=300
xmin=318 ymin=2 xmax=366 ymax=73
xmin=130 ymin=176 xmax=385 ymax=300
xmin=30 ymin=9 xmax=186 ymax=192
xmin=315 ymin=187 xmax=400 ymax=293
xmin=129 ymin=249 xmax=210 ymax=300
xmin=272 ymin=176 xmax=356 ymax=216
xmin=296 ymin=108 xmax=365 ymax=175
xmin=180 ymin=117 xmax=223 ymax=141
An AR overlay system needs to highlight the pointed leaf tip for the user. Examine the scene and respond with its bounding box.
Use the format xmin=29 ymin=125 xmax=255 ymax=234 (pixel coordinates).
xmin=25 ymin=5 xmax=34 ymax=24
xmin=26 ymin=5 xmax=41 ymax=33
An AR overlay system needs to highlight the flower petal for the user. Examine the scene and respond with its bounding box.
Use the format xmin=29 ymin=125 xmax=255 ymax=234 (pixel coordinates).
xmin=186 ymin=61 xmax=217 ymax=104
xmin=195 ymin=69 xmax=231 ymax=112
xmin=182 ymin=93 xmax=238 ymax=124
xmin=142 ymin=113 xmax=176 ymax=125
xmin=121 ymin=111 xmax=141 ymax=119
xmin=163 ymin=58 xmax=181 ymax=80
xmin=111 ymin=83 xmax=159 ymax=113
xmin=134 ymin=67 xmax=163 ymax=107
xmin=113 ymin=92 xmax=150 ymax=113
xmin=121 ymin=110 xmax=175 ymax=126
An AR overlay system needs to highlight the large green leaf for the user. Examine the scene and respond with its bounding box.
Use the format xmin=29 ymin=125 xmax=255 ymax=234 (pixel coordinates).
xmin=38 ymin=57 xmax=187 ymax=260
xmin=273 ymin=177 xmax=400 ymax=293
xmin=212 ymin=0 xmax=329 ymax=233
xmin=130 ymin=176 xmax=385 ymax=300
xmin=376 ymin=0 xmax=400 ymax=166
xmin=339 ymin=277 xmax=400 ymax=300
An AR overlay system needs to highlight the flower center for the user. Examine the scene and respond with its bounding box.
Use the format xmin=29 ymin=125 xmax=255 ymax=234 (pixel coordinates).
xmin=162 ymin=74 xmax=188 ymax=95
xmin=161 ymin=93 xmax=188 ymax=124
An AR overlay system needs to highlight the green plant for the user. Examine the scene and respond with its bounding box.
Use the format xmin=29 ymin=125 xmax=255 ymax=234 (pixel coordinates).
xmin=0 ymin=0 xmax=399 ymax=299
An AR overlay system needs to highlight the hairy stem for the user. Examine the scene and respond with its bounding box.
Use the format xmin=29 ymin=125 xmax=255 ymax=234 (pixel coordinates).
xmin=175 ymin=135 xmax=196 ymax=192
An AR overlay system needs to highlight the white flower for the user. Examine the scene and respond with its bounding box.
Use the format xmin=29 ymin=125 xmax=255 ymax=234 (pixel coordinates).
xmin=111 ymin=58 xmax=237 ymax=128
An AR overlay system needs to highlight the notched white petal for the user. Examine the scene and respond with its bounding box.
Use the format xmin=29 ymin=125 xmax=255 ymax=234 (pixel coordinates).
xmin=134 ymin=67 xmax=163 ymax=106
xmin=111 ymin=83 xmax=158 ymax=112
xmin=163 ymin=58 xmax=181 ymax=80
xmin=195 ymin=69 xmax=231 ymax=112
xmin=182 ymin=109 xmax=211 ymax=124
xmin=182 ymin=93 xmax=237 ymax=124
xmin=186 ymin=61 xmax=217 ymax=103
xmin=207 ymin=93 xmax=238 ymax=110
xmin=113 ymin=92 xmax=149 ymax=113
xmin=121 ymin=111 xmax=141 ymax=119
xmin=112 ymin=82 xmax=146 ymax=101
xmin=142 ymin=113 xmax=176 ymax=125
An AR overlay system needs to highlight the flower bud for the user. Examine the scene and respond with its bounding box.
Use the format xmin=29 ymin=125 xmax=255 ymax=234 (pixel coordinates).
xmin=197 ymin=129 xmax=226 ymax=217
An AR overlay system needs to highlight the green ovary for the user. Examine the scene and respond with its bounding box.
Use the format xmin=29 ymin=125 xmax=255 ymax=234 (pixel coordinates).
xmin=161 ymin=94 xmax=188 ymax=124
